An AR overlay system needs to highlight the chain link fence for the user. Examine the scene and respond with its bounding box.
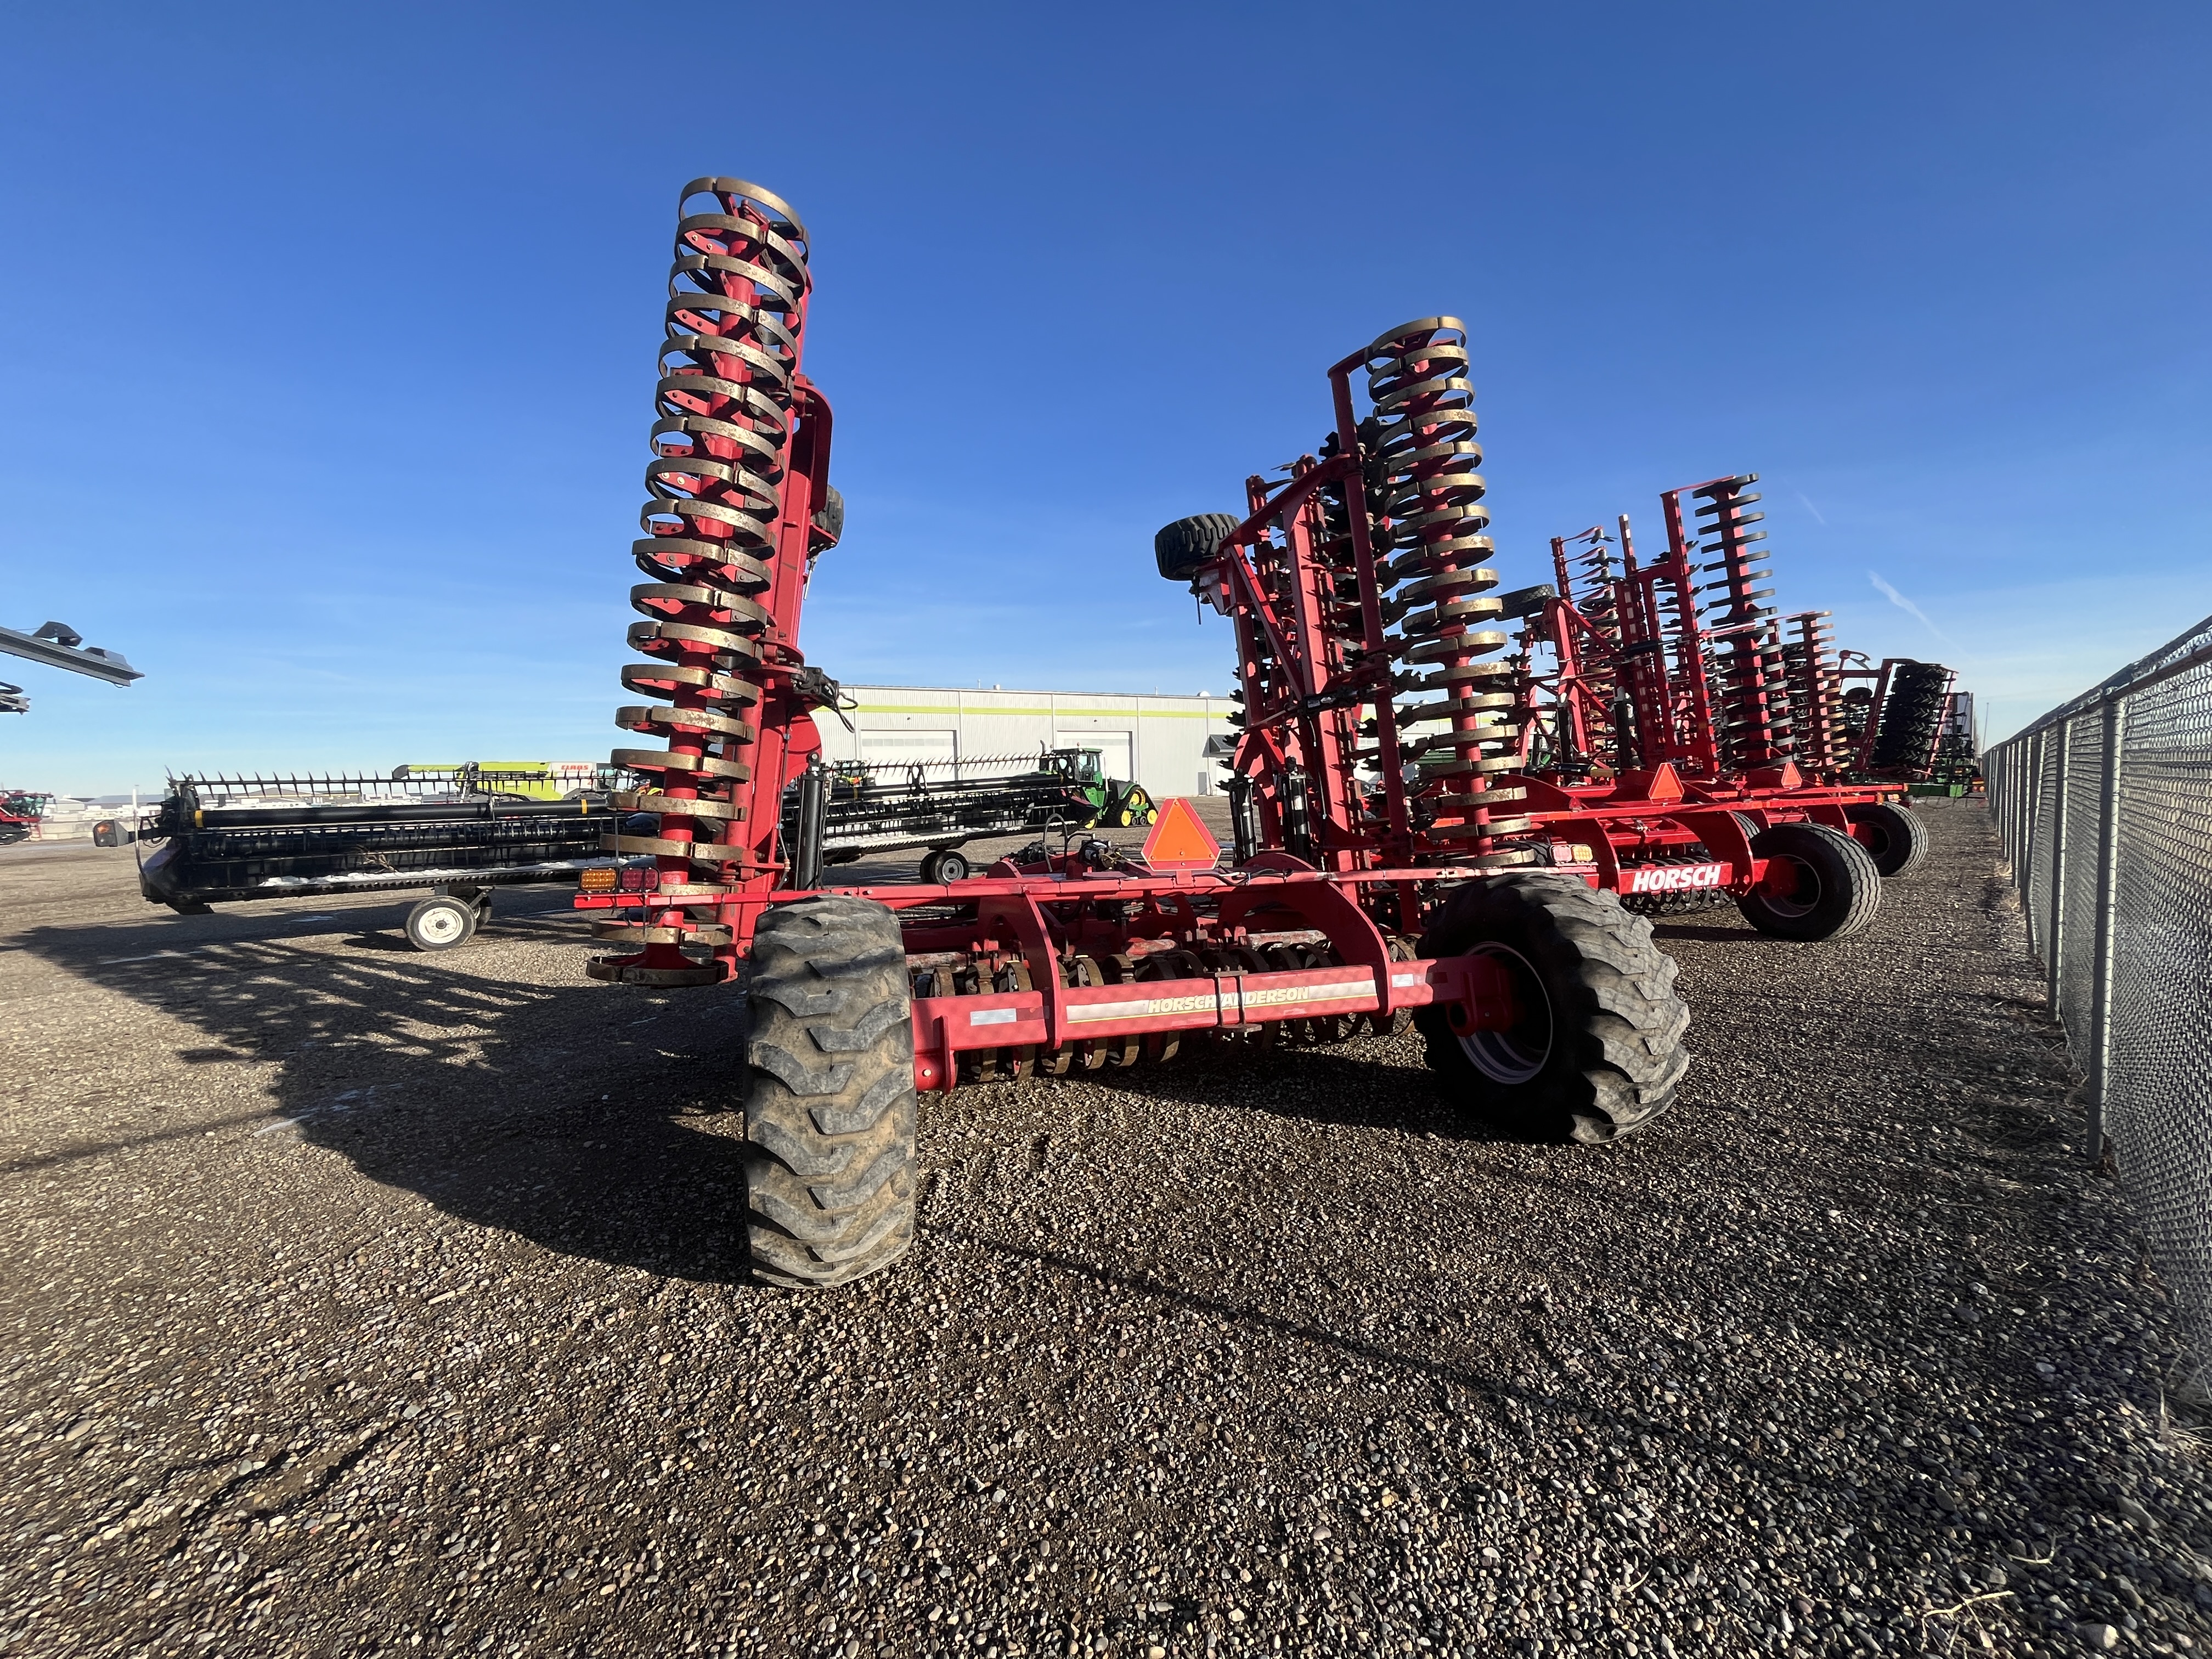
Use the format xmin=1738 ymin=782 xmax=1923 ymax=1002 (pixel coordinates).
xmin=1985 ymin=611 xmax=2212 ymax=1364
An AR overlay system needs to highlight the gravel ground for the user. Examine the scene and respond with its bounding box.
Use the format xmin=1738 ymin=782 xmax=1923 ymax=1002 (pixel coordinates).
xmin=2 ymin=799 xmax=2208 ymax=1659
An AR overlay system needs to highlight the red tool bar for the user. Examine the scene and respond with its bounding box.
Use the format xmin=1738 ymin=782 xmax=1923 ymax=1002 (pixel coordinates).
xmin=572 ymin=860 xmax=1606 ymax=924
xmin=907 ymin=952 xmax=1512 ymax=1092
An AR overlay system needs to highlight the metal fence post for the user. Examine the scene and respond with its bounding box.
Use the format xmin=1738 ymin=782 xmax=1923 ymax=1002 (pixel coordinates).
xmin=2028 ymin=730 xmax=2042 ymax=945
xmin=2083 ymin=695 xmax=2126 ymax=1161
xmin=2008 ymin=743 xmax=2026 ymax=871
xmin=2006 ymin=744 xmax=2019 ymax=864
xmin=2004 ymin=744 xmax=2018 ymax=865
xmin=2004 ymin=743 xmax=2017 ymax=870
xmin=2047 ymin=717 xmax=2070 ymax=1004
xmin=1999 ymin=747 xmax=2017 ymax=858
xmin=2009 ymin=742 xmax=2022 ymax=866
xmin=2022 ymin=729 xmax=2044 ymax=955
xmin=2008 ymin=743 xmax=2026 ymax=862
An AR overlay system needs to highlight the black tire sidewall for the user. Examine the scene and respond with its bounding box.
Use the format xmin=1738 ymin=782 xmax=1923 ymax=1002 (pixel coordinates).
xmin=1154 ymin=513 xmax=1240 ymax=582
xmin=1844 ymin=802 xmax=1926 ymax=878
xmin=1414 ymin=874 xmax=1681 ymax=1139
xmin=1737 ymin=822 xmax=1881 ymax=939
xmin=1418 ymin=895 xmax=1588 ymax=1127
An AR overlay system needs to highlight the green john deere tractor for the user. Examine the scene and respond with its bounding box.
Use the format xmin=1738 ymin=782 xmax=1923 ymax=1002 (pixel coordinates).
xmin=1042 ymin=748 xmax=1157 ymax=828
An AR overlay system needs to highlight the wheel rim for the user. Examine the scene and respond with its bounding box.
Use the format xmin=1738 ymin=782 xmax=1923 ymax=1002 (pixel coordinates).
xmin=1456 ymin=944 xmax=1553 ymax=1085
xmin=1761 ymin=855 xmax=1822 ymax=918
xmin=940 ymin=856 xmax=966 ymax=883
xmin=416 ymin=905 xmax=467 ymax=946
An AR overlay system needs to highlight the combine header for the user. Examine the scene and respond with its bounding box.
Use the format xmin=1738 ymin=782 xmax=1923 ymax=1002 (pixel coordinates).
xmin=576 ymin=182 xmax=1703 ymax=1288
xmin=138 ymin=772 xmax=618 ymax=947
xmin=802 ymin=747 xmax=1157 ymax=884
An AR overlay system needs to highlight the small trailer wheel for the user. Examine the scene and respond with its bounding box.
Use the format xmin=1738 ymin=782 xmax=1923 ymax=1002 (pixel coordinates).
xmin=405 ymin=895 xmax=479 ymax=951
xmin=1416 ymin=874 xmax=1690 ymax=1143
xmin=919 ymin=848 xmax=969 ymax=885
xmin=1736 ymin=822 xmax=1883 ymax=940
xmin=742 ymin=895 xmax=918 ymax=1289
xmin=1843 ymin=801 xmax=1929 ymax=878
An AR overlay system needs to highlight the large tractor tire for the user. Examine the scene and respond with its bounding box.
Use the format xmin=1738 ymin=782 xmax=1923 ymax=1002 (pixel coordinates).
xmin=1736 ymin=821 xmax=1883 ymax=940
xmin=741 ymin=895 xmax=917 ymax=1289
xmin=1844 ymin=800 xmax=1928 ymax=878
xmin=1155 ymin=513 xmax=1242 ymax=583
xmin=1415 ymin=873 xmax=1690 ymax=1144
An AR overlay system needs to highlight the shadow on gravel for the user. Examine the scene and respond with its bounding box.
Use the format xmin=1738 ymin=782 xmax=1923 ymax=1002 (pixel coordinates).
xmin=1649 ymin=920 xmax=1786 ymax=944
xmin=1083 ymin=1040 xmax=1562 ymax=1143
xmin=341 ymin=930 xmax=427 ymax=953
xmin=16 ymin=881 xmax=1574 ymax=1288
xmin=11 ymin=895 xmax=757 ymax=1285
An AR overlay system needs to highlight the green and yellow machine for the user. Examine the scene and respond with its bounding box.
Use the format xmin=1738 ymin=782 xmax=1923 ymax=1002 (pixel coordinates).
xmin=1046 ymin=747 xmax=1158 ymax=827
xmin=392 ymin=762 xmax=627 ymax=801
xmin=795 ymin=746 xmax=1157 ymax=883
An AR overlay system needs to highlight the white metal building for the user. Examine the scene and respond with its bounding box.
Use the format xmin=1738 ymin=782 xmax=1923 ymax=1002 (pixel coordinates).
xmin=818 ymin=686 xmax=1236 ymax=798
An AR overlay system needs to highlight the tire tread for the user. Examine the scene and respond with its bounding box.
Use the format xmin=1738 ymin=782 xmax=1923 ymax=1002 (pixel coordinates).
xmin=1416 ymin=873 xmax=1692 ymax=1143
xmin=742 ymin=896 xmax=917 ymax=1289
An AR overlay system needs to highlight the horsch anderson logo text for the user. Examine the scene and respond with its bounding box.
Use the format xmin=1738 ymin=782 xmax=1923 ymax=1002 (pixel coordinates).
xmin=1624 ymin=862 xmax=1728 ymax=894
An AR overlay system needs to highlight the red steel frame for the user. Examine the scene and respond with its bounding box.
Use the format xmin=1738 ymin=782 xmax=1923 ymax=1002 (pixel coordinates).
xmin=810 ymin=859 xmax=1516 ymax=1094
xmin=1509 ymin=526 xmax=1622 ymax=780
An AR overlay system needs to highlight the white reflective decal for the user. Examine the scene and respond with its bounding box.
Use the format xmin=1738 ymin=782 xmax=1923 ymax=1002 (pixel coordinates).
xmin=1241 ymin=978 xmax=1370 ymax=1011
xmin=1066 ymin=994 xmax=1210 ymax=1023
xmin=1062 ymin=978 xmax=1374 ymax=1023
xmin=1390 ymin=972 xmax=1424 ymax=988
xmin=968 ymin=1007 xmax=1018 ymax=1026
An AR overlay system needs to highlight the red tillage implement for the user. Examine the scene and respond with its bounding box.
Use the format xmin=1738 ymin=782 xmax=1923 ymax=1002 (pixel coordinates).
xmin=1497 ymin=476 xmax=1940 ymax=919
xmin=577 ymin=182 xmax=1700 ymax=1288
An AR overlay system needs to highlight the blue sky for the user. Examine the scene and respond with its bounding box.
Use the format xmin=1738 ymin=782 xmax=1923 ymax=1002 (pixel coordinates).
xmin=2 ymin=3 xmax=2205 ymax=793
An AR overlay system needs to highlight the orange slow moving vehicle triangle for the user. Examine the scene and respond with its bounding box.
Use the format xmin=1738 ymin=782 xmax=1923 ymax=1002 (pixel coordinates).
xmin=1139 ymin=797 xmax=1221 ymax=872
